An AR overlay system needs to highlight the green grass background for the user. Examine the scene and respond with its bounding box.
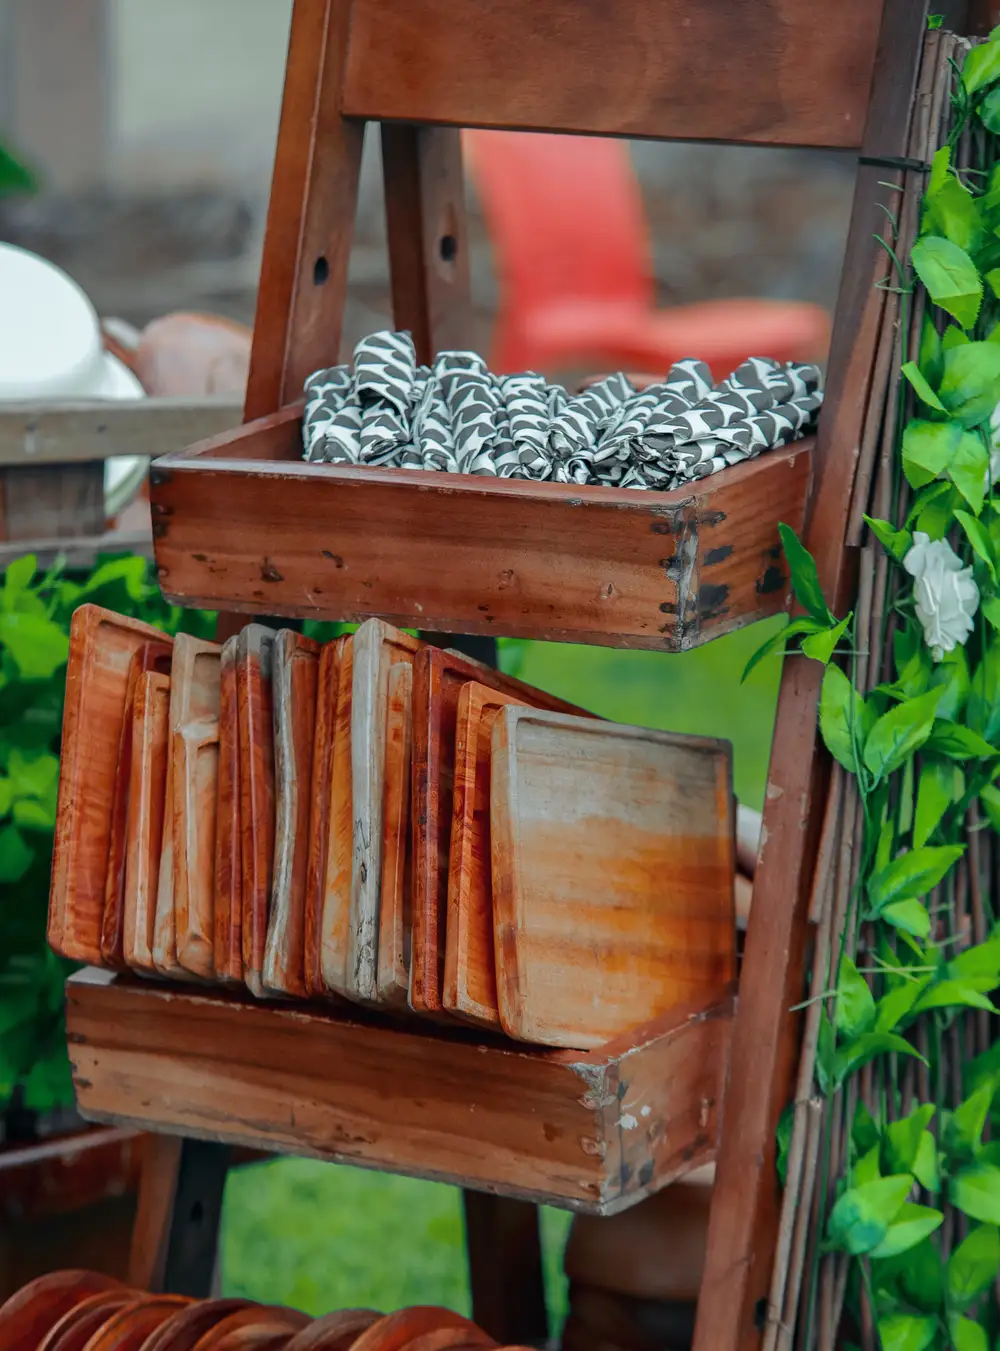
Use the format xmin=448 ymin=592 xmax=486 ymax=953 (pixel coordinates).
xmin=220 ymin=619 xmax=785 ymax=1325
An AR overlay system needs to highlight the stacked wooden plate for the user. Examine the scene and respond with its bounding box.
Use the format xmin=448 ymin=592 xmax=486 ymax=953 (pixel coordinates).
xmin=0 ymin=1270 xmax=515 ymax=1351
xmin=49 ymin=605 xmax=737 ymax=1051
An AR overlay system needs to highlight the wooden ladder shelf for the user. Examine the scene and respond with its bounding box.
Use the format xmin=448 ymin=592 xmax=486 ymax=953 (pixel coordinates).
xmin=55 ymin=1 xmax=990 ymax=1349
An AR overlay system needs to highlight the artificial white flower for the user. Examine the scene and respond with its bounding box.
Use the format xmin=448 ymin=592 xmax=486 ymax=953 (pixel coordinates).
xmin=903 ymin=530 xmax=979 ymax=662
xmin=987 ymin=401 xmax=1000 ymax=491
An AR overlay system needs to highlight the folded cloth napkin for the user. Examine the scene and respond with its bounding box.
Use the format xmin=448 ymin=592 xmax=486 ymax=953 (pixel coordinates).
xmin=302 ymin=331 xmax=822 ymax=491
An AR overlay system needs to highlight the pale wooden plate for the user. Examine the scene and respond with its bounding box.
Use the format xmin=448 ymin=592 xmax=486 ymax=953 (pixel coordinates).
xmin=123 ymin=671 xmax=171 ymax=972
xmin=491 ymin=708 xmax=737 ymax=1050
xmin=238 ymin=624 xmax=278 ymax=998
xmin=304 ymin=635 xmax=348 ymax=998
xmin=214 ymin=634 xmax=243 ymax=983
xmin=376 ymin=662 xmax=414 ymax=1006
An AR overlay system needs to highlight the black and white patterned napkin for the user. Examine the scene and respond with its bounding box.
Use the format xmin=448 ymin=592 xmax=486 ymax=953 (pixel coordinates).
xmin=302 ymin=331 xmax=822 ymax=491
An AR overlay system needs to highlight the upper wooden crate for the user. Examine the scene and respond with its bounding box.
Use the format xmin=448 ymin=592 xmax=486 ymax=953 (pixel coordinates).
xmin=149 ymin=407 xmax=812 ymax=651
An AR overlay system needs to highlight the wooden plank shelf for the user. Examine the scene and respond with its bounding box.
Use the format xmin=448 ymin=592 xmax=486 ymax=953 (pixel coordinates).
xmin=66 ymin=968 xmax=732 ymax=1215
xmin=148 ymin=406 xmax=812 ymax=651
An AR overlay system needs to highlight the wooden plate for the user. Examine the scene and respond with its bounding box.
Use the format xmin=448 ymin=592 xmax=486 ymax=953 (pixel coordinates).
xmin=49 ymin=604 xmax=171 ymax=964
xmin=443 ymin=682 xmax=532 ymax=1027
xmin=215 ymin=634 xmax=243 ymax=983
xmin=350 ymin=1308 xmax=487 ymax=1351
xmin=190 ymin=1305 xmax=310 ymax=1350
xmin=171 ymin=635 xmax=223 ymax=978
xmin=345 ymin=621 xmax=423 ymax=1003
xmin=139 ymin=1298 xmax=256 ymax=1351
xmin=318 ymin=634 xmax=354 ymax=995
xmin=491 ymin=708 xmax=736 ymax=1049
xmin=101 ymin=638 xmax=173 ymax=968
xmin=0 ymin=1269 xmax=123 ymax=1351
xmin=151 ymin=747 xmax=186 ymax=980
xmin=304 ymin=636 xmax=347 ymax=998
xmin=80 ymin=1296 xmax=192 ymax=1351
xmin=123 ymin=671 xmax=171 ymax=972
xmin=409 ymin=647 xmax=590 ymax=1013
xmin=264 ymin=630 xmax=320 ymax=997
xmin=376 ymin=663 xmax=413 ymax=1007
xmin=37 ymin=1290 xmax=137 ymax=1351
xmin=237 ymin=624 xmax=278 ymax=997
xmin=282 ymin=1309 xmax=380 ymax=1351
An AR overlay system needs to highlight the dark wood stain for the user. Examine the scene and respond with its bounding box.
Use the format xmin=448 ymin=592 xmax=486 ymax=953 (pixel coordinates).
xmin=756 ymin=565 xmax=787 ymax=596
xmin=705 ymin=545 xmax=734 ymax=566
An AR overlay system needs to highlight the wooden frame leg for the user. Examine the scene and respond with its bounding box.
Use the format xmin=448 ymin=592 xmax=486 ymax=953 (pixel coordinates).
xmin=463 ymin=1193 xmax=549 ymax=1347
xmin=129 ymin=1135 xmax=230 ymax=1297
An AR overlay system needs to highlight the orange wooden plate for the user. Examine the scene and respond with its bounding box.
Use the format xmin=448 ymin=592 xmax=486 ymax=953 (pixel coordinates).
xmin=172 ymin=634 xmax=223 ymax=979
xmin=0 ymin=1270 xmax=124 ymax=1351
xmin=37 ymin=1290 xmax=138 ymax=1351
xmin=49 ymin=604 xmax=173 ymax=965
xmin=140 ymin=1298 xmax=256 ymax=1351
xmin=490 ymin=707 xmax=736 ymax=1049
xmin=443 ymin=682 xmax=532 ymax=1028
xmin=215 ymin=634 xmax=243 ymax=983
xmin=238 ymin=624 xmax=278 ymax=997
xmin=318 ymin=634 xmax=354 ymax=996
xmin=123 ymin=671 xmax=171 ymax=972
xmin=376 ymin=663 xmax=413 ymax=1007
xmin=304 ymin=636 xmax=347 ymax=998
xmin=265 ymin=630 xmax=320 ymax=998
xmin=101 ymin=638 xmax=172 ymax=968
xmin=282 ymin=1309 xmax=380 ymax=1351
xmin=350 ymin=1308 xmax=489 ymax=1351
xmin=190 ymin=1304 xmax=310 ymax=1350
xmin=80 ymin=1296 xmax=192 ymax=1351
xmin=409 ymin=647 xmax=591 ymax=1013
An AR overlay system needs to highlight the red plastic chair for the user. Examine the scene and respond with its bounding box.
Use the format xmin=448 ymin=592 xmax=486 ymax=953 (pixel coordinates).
xmin=464 ymin=129 xmax=831 ymax=379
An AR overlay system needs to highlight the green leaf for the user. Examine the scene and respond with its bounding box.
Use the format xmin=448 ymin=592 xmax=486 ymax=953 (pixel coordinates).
xmin=944 ymin=324 xmax=973 ymax=351
xmin=0 ymin=776 xmax=10 ymax=818
xmin=881 ymin=899 xmax=932 ymax=939
xmin=981 ymin=781 xmax=1000 ymax=830
xmin=2 ymin=554 xmax=36 ymax=601
xmin=816 ymin=1012 xmax=839 ymax=1096
xmin=884 ymin=1104 xmax=935 ymax=1174
xmin=952 ymin=934 xmax=1000 ymax=987
xmin=863 ymin=688 xmax=942 ymax=784
xmin=920 ymin=313 xmax=945 ymax=389
xmin=952 ymin=1163 xmax=1000 ymax=1223
xmin=982 ymin=595 xmax=1000 ymax=632
xmin=901 ymin=418 xmax=961 ymax=489
xmin=957 ymin=509 xmax=998 ymax=577
xmin=913 ymin=980 xmax=996 ymax=1014
xmin=837 ymin=956 xmax=876 ymax=1040
xmin=853 ymin=1100 xmax=881 ymax=1155
xmin=0 ymin=144 xmax=36 ymax=197
xmin=853 ymin=1143 xmax=882 ymax=1187
xmin=970 ymin=642 xmax=1000 ymax=742
xmin=913 ymin=1130 xmax=941 ymax=1192
xmin=875 ymin=977 xmax=932 ymax=1033
xmin=7 ymin=748 xmax=59 ymax=800
xmin=927 ymin=11 xmax=944 ymax=27
xmin=950 ymin=1316 xmax=989 ymax=1351
xmin=740 ymin=617 xmax=825 ymax=682
xmin=901 ymin=361 xmax=949 ymax=413
xmin=893 ymin=1237 xmax=946 ymax=1313
xmin=838 ymin=1031 xmax=926 ymax=1083
xmin=0 ymin=823 xmax=33 ymax=883
xmin=825 ymin=1174 xmax=913 ymax=1255
xmin=0 ymin=611 xmax=69 ymax=679
xmin=869 ymin=845 xmax=965 ymax=912
xmin=951 ymin=437 xmax=991 ymax=515
xmin=911 ymin=236 xmax=982 ymax=331
xmin=915 ymin=760 xmax=958 ymax=845
xmin=940 ymin=343 xmax=1000 ymax=427
xmin=869 ymin=1202 xmax=943 ymax=1259
xmin=923 ymin=151 xmax=984 ymax=254
xmin=947 ymin=1224 xmax=1000 ymax=1309
xmin=876 ymin=1314 xmax=937 ymax=1351
xmin=924 ymin=720 xmax=1000 ymax=760
xmin=820 ymin=664 xmax=872 ymax=775
xmin=930 ymin=641 xmax=969 ymax=720
xmin=945 ymin=1084 xmax=995 ymax=1157
xmin=965 ymin=38 xmax=1000 ymax=96
xmin=865 ymin=516 xmax=913 ymax=562
xmin=982 ymin=86 xmax=1000 ymax=134
xmin=778 ymin=522 xmax=833 ymax=624
xmin=800 ymin=612 xmax=852 ymax=664
xmin=775 ymin=1102 xmax=794 ymax=1186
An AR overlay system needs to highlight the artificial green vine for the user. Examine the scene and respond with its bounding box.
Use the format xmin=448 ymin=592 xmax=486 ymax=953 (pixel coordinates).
xmin=753 ymin=27 xmax=1000 ymax=1351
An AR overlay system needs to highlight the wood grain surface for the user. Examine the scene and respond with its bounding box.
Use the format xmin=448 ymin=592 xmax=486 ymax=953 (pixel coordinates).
xmin=101 ymin=639 xmax=173 ymax=969
xmin=152 ymin=745 xmax=186 ymax=980
xmin=37 ymin=1291 xmax=138 ymax=1351
xmin=410 ymin=648 xmax=591 ymax=1013
xmin=137 ymin=1298 xmax=255 ymax=1351
xmin=185 ymin=1304 xmax=310 ymax=1347
xmin=49 ymin=604 xmax=171 ymax=965
xmin=0 ymin=1268 xmax=123 ymax=1351
xmin=171 ymin=636 xmax=223 ymax=980
xmin=237 ymin=626 xmax=278 ymax=998
xmin=443 ymin=683 xmax=531 ymax=1028
xmin=265 ymin=630 xmax=320 ymax=998
xmin=78 ymin=1296 xmax=192 ymax=1351
xmin=319 ymin=636 xmax=354 ymax=995
xmin=347 ymin=621 xmax=423 ymax=1004
xmin=377 ymin=662 xmax=414 ymax=1007
xmin=281 ymin=1309 xmax=380 ymax=1351
xmin=491 ymin=709 xmax=736 ymax=1050
xmin=149 ymin=415 xmax=811 ymax=652
xmin=214 ymin=636 xmax=243 ymax=984
xmin=305 ymin=636 xmax=347 ymax=998
xmin=341 ymin=0 xmax=882 ymax=148
xmin=123 ymin=672 xmax=171 ymax=973
xmin=69 ymin=970 xmax=731 ymax=1214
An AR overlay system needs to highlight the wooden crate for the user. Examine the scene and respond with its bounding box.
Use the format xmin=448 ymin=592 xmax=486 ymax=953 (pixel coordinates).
xmin=149 ymin=406 xmax=812 ymax=652
xmin=66 ymin=969 xmax=732 ymax=1215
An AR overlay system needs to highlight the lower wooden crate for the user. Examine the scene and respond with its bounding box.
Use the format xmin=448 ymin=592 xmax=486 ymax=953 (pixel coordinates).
xmin=66 ymin=969 xmax=732 ymax=1215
